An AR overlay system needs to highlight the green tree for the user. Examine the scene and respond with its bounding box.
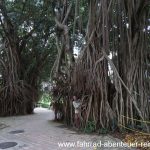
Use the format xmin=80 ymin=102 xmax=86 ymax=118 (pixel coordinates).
xmin=0 ymin=0 xmax=56 ymax=116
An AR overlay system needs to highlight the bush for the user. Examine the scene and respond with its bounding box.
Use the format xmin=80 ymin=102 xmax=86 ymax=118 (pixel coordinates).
xmin=84 ymin=121 xmax=96 ymax=133
xmin=41 ymin=103 xmax=49 ymax=108
xmin=98 ymin=128 xmax=109 ymax=134
xmin=38 ymin=93 xmax=51 ymax=108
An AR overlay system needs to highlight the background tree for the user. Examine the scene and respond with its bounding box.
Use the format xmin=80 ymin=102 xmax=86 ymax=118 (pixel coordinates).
xmin=0 ymin=0 xmax=56 ymax=116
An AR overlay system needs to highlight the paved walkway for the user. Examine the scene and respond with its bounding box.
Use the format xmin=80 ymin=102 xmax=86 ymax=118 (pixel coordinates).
xmin=0 ymin=108 xmax=133 ymax=150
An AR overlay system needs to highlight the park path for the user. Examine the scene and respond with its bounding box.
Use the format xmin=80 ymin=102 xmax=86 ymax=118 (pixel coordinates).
xmin=0 ymin=108 xmax=133 ymax=150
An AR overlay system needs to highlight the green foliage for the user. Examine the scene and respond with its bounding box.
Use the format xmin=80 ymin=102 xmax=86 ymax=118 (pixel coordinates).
xmin=38 ymin=93 xmax=51 ymax=108
xmin=40 ymin=93 xmax=51 ymax=103
xmin=98 ymin=128 xmax=109 ymax=135
xmin=0 ymin=0 xmax=57 ymax=86
xmin=40 ymin=103 xmax=49 ymax=108
xmin=84 ymin=121 xmax=96 ymax=133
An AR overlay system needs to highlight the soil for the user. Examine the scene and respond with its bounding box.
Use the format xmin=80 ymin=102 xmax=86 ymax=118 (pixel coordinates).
xmin=111 ymin=131 xmax=150 ymax=150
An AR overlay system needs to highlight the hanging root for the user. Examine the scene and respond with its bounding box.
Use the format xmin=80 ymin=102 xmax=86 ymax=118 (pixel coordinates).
xmin=0 ymin=81 xmax=38 ymax=116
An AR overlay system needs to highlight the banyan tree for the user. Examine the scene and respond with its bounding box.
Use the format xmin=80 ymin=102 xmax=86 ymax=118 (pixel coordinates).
xmin=0 ymin=0 xmax=56 ymax=116
xmin=51 ymin=0 xmax=150 ymax=132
